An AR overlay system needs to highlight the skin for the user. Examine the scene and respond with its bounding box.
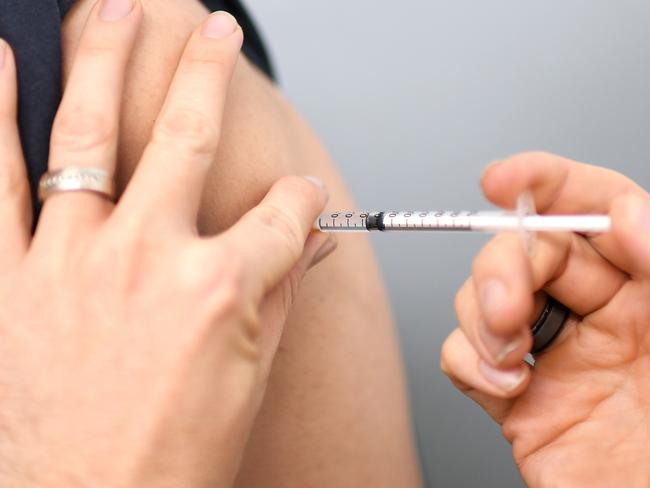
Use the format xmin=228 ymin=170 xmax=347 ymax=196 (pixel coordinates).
xmin=60 ymin=0 xmax=421 ymax=486
xmin=0 ymin=5 xmax=337 ymax=486
xmin=441 ymin=152 xmax=650 ymax=486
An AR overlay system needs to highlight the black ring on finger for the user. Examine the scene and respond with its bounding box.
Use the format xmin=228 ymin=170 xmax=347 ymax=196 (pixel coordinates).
xmin=530 ymin=297 xmax=570 ymax=354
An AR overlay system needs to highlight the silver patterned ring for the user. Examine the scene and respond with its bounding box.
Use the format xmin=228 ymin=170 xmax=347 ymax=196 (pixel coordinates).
xmin=38 ymin=167 xmax=115 ymax=203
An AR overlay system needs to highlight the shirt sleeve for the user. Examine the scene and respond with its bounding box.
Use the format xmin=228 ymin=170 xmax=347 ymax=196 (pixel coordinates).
xmin=0 ymin=0 xmax=69 ymax=222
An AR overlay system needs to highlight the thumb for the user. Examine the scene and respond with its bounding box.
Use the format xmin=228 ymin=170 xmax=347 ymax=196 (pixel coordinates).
xmin=611 ymin=192 xmax=650 ymax=278
xmin=215 ymin=175 xmax=330 ymax=302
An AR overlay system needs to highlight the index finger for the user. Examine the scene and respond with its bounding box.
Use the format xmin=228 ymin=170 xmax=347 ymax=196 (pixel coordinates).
xmin=117 ymin=11 xmax=243 ymax=227
xmin=481 ymin=152 xmax=643 ymax=213
xmin=481 ymin=152 xmax=647 ymax=275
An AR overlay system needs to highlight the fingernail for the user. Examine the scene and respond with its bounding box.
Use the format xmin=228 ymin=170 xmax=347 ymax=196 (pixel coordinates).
xmin=0 ymin=40 xmax=6 ymax=71
xmin=479 ymin=320 xmax=523 ymax=364
xmin=99 ymin=0 xmax=134 ymax=21
xmin=309 ymin=236 xmax=338 ymax=269
xmin=202 ymin=11 xmax=238 ymax=39
xmin=304 ymin=176 xmax=329 ymax=200
xmin=479 ymin=360 xmax=526 ymax=392
xmin=479 ymin=278 xmax=508 ymax=321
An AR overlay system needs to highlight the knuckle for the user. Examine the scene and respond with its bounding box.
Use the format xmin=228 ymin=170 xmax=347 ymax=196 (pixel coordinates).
xmin=253 ymin=204 xmax=305 ymax=258
xmin=152 ymin=107 xmax=220 ymax=157
xmin=75 ymin=38 xmax=116 ymax=59
xmin=279 ymin=175 xmax=323 ymax=207
xmin=52 ymin=106 xmax=116 ymax=151
xmin=183 ymin=53 xmax=231 ymax=80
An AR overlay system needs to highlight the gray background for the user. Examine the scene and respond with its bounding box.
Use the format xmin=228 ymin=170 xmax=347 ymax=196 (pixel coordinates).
xmin=246 ymin=1 xmax=650 ymax=486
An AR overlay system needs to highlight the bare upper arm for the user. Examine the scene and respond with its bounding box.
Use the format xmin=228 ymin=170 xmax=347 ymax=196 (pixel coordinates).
xmin=62 ymin=2 xmax=422 ymax=485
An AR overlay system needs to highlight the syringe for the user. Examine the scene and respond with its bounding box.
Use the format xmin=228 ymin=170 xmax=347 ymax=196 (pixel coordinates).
xmin=314 ymin=192 xmax=611 ymax=235
xmin=314 ymin=210 xmax=611 ymax=234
